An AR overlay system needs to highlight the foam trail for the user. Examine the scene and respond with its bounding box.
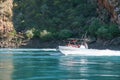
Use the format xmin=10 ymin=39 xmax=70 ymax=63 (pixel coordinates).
xmin=59 ymin=48 xmax=120 ymax=56
xmin=82 ymin=49 xmax=120 ymax=56
xmin=0 ymin=48 xmax=57 ymax=52
xmin=0 ymin=48 xmax=120 ymax=56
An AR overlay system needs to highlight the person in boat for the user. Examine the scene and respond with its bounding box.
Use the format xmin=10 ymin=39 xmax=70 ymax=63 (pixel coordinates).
xmin=66 ymin=39 xmax=80 ymax=48
xmin=66 ymin=38 xmax=88 ymax=48
xmin=66 ymin=39 xmax=79 ymax=48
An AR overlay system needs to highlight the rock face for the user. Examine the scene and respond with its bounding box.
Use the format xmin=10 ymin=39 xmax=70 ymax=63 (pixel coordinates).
xmin=110 ymin=37 xmax=120 ymax=45
xmin=97 ymin=0 xmax=120 ymax=25
xmin=0 ymin=0 xmax=17 ymax=48
xmin=0 ymin=0 xmax=14 ymax=38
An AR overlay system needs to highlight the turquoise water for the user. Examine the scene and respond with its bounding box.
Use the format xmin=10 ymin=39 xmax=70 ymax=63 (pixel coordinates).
xmin=0 ymin=49 xmax=120 ymax=80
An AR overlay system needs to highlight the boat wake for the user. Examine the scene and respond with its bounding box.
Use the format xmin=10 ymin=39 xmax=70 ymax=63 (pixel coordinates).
xmin=0 ymin=48 xmax=58 ymax=56
xmin=0 ymin=48 xmax=120 ymax=56
xmin=59 ymin=48 xmax=120 ymax=56
xmin=0 ymin=48 xmax=57 ymax=52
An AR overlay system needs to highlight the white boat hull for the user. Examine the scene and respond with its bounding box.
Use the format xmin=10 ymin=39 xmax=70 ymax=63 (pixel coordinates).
xmin=58 ymin=46 xmax=120 ymax=56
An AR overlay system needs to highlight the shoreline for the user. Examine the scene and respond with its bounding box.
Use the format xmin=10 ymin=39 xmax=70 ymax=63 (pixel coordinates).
xmin=0 ymin=37 xmax=120 ymax=50
xmin=19 ymin=39 xmax=120 ymax=50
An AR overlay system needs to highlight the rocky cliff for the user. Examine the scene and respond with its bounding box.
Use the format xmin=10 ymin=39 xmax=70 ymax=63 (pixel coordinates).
xmin=0 ymin=0 xmax=17 ymax=48
xmin=97 ymin=0 xmax=120 ymax=25
xmin=0 ymin=0 xmax=14 ymax=38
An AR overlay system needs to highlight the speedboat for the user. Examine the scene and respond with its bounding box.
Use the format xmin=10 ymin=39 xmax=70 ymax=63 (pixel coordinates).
xmin=58 ymin=38 xmax=120 ymax=56
xmin=58 ymin=45 xmax=87 ymax=55
xmin=58 ymin=38 xmax=89 ymax=55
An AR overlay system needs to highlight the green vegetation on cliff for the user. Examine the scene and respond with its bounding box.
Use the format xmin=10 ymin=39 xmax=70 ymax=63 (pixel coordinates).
xmin=13 ymin=0 xmax=120 ymax=41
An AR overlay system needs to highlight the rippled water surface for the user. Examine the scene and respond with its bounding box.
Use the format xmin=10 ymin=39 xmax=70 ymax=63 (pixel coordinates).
xmin=0 ymin=49 xmax=120 ymax=80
